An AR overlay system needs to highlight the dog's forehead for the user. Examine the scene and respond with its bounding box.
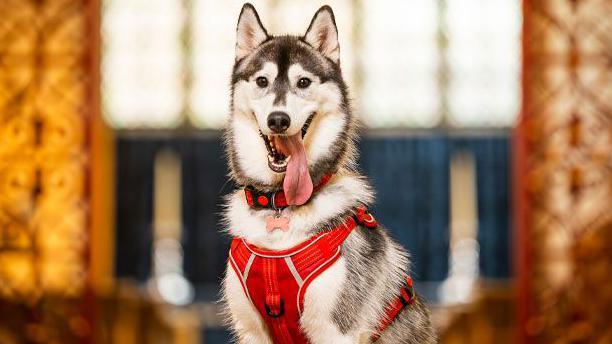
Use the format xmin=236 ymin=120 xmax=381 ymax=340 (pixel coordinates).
xmin=234 ymin=36 xmax=331 ymax=81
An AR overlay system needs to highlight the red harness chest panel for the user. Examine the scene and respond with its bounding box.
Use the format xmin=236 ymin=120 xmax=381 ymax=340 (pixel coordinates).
xmin=228 ymin=209 xmax=414 ymax=344
xmin=229 ymin=216 xmax=357 ymax=344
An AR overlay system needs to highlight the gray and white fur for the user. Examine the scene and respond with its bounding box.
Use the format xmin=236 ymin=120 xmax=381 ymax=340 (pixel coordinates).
xmin=221 ymin=3 xmax=437 ymax=343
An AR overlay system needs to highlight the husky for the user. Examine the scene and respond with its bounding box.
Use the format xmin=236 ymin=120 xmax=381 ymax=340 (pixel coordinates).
xmin=221 ymin=3 xmax=437 ymax=343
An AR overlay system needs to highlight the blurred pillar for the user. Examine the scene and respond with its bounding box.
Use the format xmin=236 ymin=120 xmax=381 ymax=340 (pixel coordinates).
xmin=516 ymin=0 xmax=612 ymax=343
xmin=0 ymin=0 xmax=112 ymax=342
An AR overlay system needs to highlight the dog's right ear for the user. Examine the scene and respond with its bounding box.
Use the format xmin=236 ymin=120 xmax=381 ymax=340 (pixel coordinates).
xmin=235 ymin=3 xmax=268 ymax=61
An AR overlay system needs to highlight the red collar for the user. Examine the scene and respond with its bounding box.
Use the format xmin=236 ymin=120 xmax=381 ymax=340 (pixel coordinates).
xmin=244 ymin=174 xmax=333 ymax=210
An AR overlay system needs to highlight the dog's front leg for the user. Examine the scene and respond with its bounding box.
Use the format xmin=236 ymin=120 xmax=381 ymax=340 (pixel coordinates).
xmin=299 ymin=258 xmax=362 ymax=344
xmin=223 ymin=265 xmax=272 ymax=344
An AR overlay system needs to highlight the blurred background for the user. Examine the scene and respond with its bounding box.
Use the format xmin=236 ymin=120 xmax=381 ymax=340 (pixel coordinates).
xmin=0 ymin=0 xmax=610 ymax=343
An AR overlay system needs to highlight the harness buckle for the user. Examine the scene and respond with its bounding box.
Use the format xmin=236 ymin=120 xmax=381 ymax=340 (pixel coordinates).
xmin=400 ymin=277 xmax=415 ymax=306
xmin=355 ymin=206 xmax=378 ymax=228
xmin=265 ymin=299 xmax=285 ymax=318
xmin=244 ymin=186 xmax=255 ymax=206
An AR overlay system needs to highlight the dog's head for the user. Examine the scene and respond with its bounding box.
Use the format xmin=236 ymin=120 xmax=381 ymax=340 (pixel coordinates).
xmin=226 ymin=3 xmax=356 ymax=205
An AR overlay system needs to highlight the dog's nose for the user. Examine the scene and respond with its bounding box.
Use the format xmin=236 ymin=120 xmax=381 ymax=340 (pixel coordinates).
xmin=267 ymin=112 xmax=291 ymax=133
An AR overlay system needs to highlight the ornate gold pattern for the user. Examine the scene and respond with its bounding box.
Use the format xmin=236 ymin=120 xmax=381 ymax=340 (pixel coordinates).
xmin=521 ymin=0 xmax=612 ymax=342
xmin=0 ymin=0 xmax=89 ymax=300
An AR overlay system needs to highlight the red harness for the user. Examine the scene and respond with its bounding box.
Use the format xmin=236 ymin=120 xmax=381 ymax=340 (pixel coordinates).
xmin=229 ymin=206 xmax=415 ymax=343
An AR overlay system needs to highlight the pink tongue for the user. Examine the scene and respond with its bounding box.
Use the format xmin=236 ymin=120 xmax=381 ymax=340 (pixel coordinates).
xmin=276 ymin=133 xmax=313 ymax=205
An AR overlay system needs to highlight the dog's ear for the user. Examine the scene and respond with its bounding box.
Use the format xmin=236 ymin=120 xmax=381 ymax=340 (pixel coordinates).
xmin=303 ymin=6 xmax=339 ymax=63
xmin=235 ymin=3 xmax=268 ymax=61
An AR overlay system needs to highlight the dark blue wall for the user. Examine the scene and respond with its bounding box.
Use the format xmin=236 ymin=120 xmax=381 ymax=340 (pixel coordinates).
xmin=359 ymin=136 xmax=450 ymax=281
xmin=114 ymin=132 xmax=511 ymax=293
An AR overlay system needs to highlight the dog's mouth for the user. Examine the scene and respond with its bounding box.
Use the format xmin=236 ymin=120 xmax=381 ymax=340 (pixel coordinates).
xmin=260 ymin=113 xmax=315 ymax=173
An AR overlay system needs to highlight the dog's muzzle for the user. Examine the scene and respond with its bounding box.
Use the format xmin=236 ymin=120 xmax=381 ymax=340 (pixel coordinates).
xmin=260 ymin=113 xmax=315 ymax=173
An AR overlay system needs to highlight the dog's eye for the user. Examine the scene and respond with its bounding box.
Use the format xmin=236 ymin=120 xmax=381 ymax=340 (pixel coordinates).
xmin=297 ymin=77 xmax=311 ymax=89
xmin=255 ymin=76 xmax=268 ymax=88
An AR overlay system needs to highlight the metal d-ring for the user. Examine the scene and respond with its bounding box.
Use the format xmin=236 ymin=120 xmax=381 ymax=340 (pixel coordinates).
xmin=271 ymin=191 xmax=278 ymax=210
xmin=265 ymin=299 xmax=285 ymax=318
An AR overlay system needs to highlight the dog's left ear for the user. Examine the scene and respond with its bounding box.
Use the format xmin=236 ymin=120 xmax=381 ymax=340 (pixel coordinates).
xmin=303 ymin=6 xmax=340 ymax=63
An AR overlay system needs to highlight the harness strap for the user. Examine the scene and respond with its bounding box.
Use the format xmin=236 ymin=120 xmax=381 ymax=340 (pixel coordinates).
xmin=263 ymin=258 xmax=294 ymax=343
xmin=370 ymin=276 xmax=415 ymax=342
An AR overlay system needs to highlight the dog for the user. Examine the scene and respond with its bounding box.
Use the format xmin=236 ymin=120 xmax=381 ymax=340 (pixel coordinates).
xmin=221 ymin=3 xmax=437 ymax=343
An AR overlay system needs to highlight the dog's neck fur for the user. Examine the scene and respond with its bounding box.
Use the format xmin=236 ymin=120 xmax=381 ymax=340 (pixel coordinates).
xmin=224 ymin=170 xmax=374 ymax=250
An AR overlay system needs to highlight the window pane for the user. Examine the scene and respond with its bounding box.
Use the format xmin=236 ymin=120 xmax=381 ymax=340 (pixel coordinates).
xmin=360 ymin=0 xmax=440 ymax=127
xmin=103 ymin=0 xmax=184 ymax=128
xmin=446 ymin=0 xmax=521 ymax=126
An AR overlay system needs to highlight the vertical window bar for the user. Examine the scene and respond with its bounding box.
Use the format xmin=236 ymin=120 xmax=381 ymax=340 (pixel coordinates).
xmin=437 ymin=0 xmax=450 ymax=128
xmin=181 ymin=0 xmax=193 ymax=128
